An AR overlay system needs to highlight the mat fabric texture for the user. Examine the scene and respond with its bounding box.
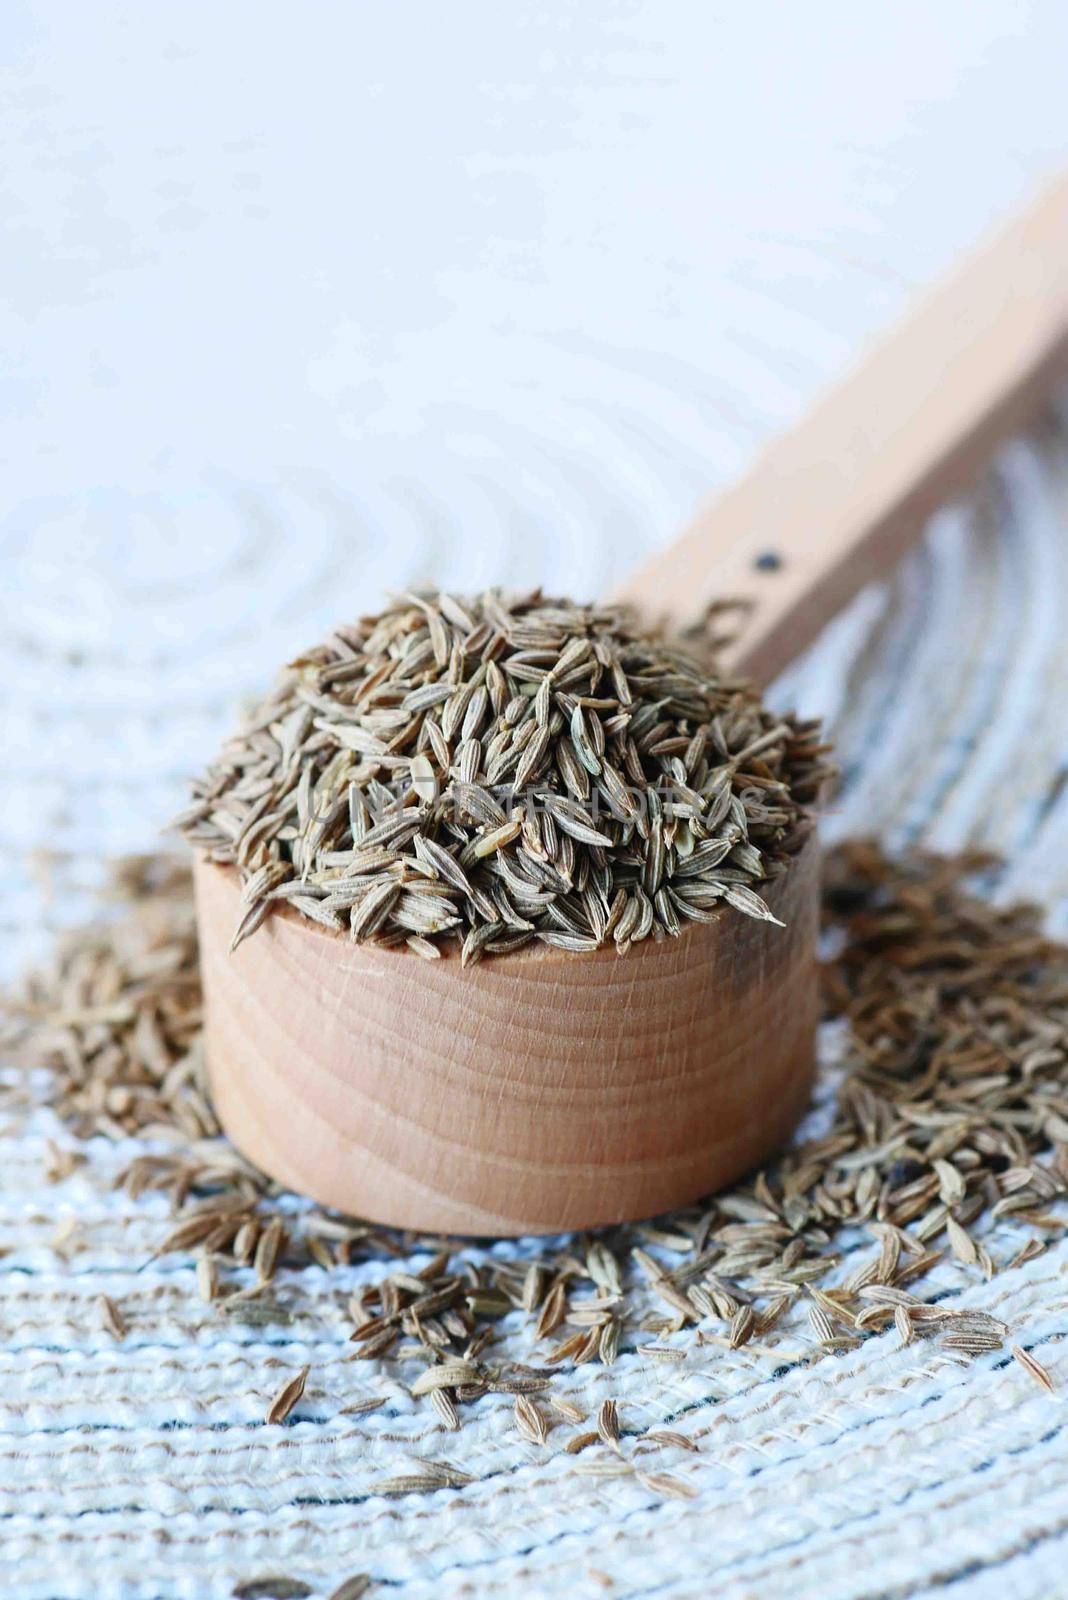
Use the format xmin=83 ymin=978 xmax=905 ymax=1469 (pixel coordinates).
xmin=2 ymin=412 xmax=1068 ymax=1600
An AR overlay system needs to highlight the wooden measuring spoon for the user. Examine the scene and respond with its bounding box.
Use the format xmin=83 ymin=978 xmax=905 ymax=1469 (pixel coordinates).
xmin=196 ymin=175 xmax=1068 ymax=1236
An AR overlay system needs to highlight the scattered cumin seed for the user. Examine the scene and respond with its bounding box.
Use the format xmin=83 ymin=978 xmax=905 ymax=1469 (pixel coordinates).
xmin=514 ymin=1395 xmax=549 ymax=1445
xmin=255 ymin=1217 xmax=286 ymax=1282
xmin=373 ymin=1475 xmax=445 ymax=1497
xmin=597 ymin=1398 xmax=621 ymax=1453
xmin=894 ymin=1306 xmax=914 ymax=1348
xmin=197 ymin=1255 xmax=218 ymax=1303
xmin=807 ymin=1303 xmax=836 ymax=1346
xmin=1006 ymin=1239 xmax=1045 ymax=1271
xmin=946 ymin=1215 xmax=979 ymax=1267
xmin=98 ymin=1294 xmax=127 ymax=1342
xmin=1011 ymin=1344 xmax=1055 ymax=1392
xmin=431 ymin=1388 xmax=460 ymax=1431
xmin=643 ymin=1429 xmax=699 ymax=1453
xmin=728 ymin=1305 xmax=755 ymax=1348
xmin=572 ymin=1457 xmax=634 ymax=1479
xmin=233 ymin=1580 xmax=312 ymax=1600
xmin=637 ymin=1344 xmax=687 ymax=1363
xmin=327 ymin=1574 xmax=374 ymax=1600
xmin=265 ymin=1365 xmax=309 ymax=1425
xmin=410 ymin=1359 xmax=479 ymax=1397
xmin=547 ymin=1396 xmax=586 ymax=1424
xmin=373 ymin=1456 xmax=472 ymax=1496
xmin=941 ymin=1328 xmax=1004 ymax=1357
xmin=565 ymin=1430 xmax=600 ymax=1454
xmin=327 ymin=1578 xmax=372 ymax=1600
xmin=637 ymin=1470 xmax=698 ymax=1500
xmin=339 ymin=1397 xmax=388 ymax=1418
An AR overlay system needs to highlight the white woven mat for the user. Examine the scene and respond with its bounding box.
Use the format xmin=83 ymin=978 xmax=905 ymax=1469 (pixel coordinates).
xmin=5 ymin=9 xmax=1068 ymax=1595
xmin=3 ymin=418 xmax=1068 ymax=1600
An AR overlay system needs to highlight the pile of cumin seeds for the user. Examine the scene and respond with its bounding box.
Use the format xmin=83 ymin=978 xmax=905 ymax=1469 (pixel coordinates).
xmin=5 ymin=855 xmax=213 ymax=1146
xmin=173 ymin=589 xmax=829 ymax=959
xmin=3 ymin=838 xmax=1064 ymax=1418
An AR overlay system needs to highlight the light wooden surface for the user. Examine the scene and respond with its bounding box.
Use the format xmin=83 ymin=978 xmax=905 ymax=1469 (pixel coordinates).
xmin=616 ymin=174 xmax=1068 ymax=683
xmin=196 ymin=839 xmax=819 ymax=1236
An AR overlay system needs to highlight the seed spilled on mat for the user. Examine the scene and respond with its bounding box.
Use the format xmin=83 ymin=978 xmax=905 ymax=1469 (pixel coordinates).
xmin=4 ymin=834 xmax=1064 ymax=1432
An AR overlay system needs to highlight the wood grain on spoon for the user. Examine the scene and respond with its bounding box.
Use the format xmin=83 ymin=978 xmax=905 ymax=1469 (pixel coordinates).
xmin=196 ymin=840 xmax=818 ymax=1236
xmin=616 ymin=173 xmax=1068 ymax=683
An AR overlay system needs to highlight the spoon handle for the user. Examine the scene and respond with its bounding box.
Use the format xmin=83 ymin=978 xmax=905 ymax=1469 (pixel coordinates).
xmin=615 ymin=172 xmax=1068 ymax=686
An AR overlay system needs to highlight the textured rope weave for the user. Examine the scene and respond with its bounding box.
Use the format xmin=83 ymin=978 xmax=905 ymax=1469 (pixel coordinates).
xmin=3 ymin=417 xmax=1068 ymax=1599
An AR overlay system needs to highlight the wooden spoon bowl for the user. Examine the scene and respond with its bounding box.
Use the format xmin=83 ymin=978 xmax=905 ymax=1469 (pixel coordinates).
xmin=193 ymin=177 xmax=1068 ymax=1235
xmin=196 ymin=836 xmax=819 ymax=1235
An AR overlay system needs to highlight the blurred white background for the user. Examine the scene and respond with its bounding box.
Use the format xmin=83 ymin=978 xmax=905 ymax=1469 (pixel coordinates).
xmin=3 ymin=1 xmax=1068 ymax=967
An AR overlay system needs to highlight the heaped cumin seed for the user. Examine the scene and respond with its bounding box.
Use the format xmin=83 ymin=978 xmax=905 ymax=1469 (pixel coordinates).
xmin=174 ymin=590 xmax=828 ymax=960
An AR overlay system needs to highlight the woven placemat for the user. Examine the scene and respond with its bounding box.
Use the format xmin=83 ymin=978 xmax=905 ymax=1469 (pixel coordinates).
xmin=3 ymin=416 xmax=1068 ymax=1600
